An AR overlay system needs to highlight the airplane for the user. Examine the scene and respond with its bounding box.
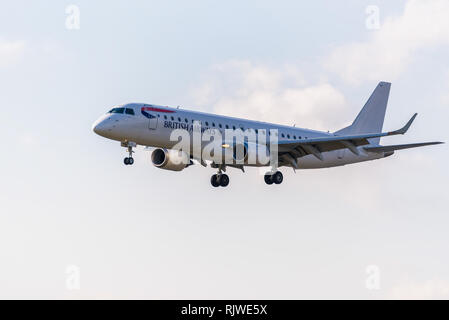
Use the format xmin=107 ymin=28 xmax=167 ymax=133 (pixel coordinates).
xmin=92 ymin=82 xmax=443 ymax=187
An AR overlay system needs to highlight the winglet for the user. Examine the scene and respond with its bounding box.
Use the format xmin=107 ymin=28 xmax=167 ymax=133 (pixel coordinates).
xmin=391 ymin=113 xmax=417 ymax=135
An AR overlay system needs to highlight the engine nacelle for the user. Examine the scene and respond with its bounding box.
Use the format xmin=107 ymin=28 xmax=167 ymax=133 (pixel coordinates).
xmin=151 ymin=148 xmax=190 ymax=171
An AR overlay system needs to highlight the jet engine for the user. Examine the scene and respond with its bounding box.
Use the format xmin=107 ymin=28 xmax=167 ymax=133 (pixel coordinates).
xmin=151 ymin=148 xmax=190 ymax=171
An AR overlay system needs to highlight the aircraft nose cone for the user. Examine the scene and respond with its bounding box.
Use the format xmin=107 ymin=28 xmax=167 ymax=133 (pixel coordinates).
xmin=92 ymin=119 xmax=107 ymax=136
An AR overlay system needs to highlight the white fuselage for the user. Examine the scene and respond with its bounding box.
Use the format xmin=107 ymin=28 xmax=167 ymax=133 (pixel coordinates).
xmin=92 ymin=103 xmax=386 ymax=169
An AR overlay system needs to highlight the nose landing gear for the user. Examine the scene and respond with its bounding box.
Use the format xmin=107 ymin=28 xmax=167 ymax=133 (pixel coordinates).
xmin=122 ymin=141 xmax=136 ymax=166
xmin=124 ymin=157 xmax=134 ymax=165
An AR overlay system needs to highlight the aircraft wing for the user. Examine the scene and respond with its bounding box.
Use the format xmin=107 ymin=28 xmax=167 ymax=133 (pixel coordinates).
xmin=363 ymin=142 xmax=443 ymax=153
xmin=276 ymin=113 xmax=421 ymax=165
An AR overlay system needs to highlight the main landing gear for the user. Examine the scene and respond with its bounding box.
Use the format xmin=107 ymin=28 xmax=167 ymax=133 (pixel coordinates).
xmin=211 ymin=173 xmax=230 ymax=187
xmin=210 ymin=165 xmax=230 ymax=188
xmin=264 ymin=171 xmax=283 ymax=185
xmin=122 ymin=142 xmax=136 ymax=166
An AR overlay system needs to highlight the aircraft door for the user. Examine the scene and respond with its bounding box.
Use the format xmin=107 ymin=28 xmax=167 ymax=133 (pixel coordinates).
xmin=148 ymin=114 xmax=158 ymax=130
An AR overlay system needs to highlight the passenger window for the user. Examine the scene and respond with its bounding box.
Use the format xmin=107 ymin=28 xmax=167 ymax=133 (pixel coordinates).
xmin=219 ymin=124 xmax=222 ymax=128
xmin=171 ymin=116 xmax=174 ymax=121
xmin=281 ymin=133 xmax=285 ymax=138
xmin=225 ymin=125 xmax=229 ymax=129
xmin=164 ymin=115 xmax=167 ymax=119
xmin=212 ymin=122 xmax=215 ymax=127
xmin=185 ymin=118 xmax=188 ymax=123
xmin=178 ymin=117 xmax=181 ymax=122
xmin=293 ymin=135 xmax=296 ymax=139
xmin=232 ymin=126 xmax=236 ymax=130
xmin=287 ymin=134 xmax=290 ymax=139
xmin=205 ymin=121 xmax=209 ymax=126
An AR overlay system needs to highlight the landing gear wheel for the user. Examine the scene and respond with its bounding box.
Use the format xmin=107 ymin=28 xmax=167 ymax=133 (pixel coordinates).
xmin=122 ymin=143 xmax=136 ymax=165
xmin=124 ymin=157 xmax=134 ymax=165
xmin=220 ymin=174 xmax=229 ymax=187
xmin=273 ymin=171 xmax=283 ymax=184
xmin=264 ymin=174 xmax=273 ymax=185
xmin=210 ymin=174 xmax=220 ymax=187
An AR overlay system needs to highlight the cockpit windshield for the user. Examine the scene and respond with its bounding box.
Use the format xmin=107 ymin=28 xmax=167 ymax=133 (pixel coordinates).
xmin=107 ymin=107 xmax=135 ymax=115
xmin=108 ymin=107 xmax=125 ymax=114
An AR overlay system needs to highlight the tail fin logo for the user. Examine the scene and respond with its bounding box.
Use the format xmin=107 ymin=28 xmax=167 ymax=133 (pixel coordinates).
xmin=141 ymin=108 xmax=156 ymax=119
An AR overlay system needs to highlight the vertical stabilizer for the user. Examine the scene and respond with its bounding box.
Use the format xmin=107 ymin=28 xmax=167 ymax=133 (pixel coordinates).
xmin=335 ymin=82 xmax=391 ymax=144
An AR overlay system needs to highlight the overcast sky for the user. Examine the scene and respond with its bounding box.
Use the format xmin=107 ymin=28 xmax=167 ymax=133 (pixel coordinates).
xmin=1 ymin=0 xmax=448 ymax=299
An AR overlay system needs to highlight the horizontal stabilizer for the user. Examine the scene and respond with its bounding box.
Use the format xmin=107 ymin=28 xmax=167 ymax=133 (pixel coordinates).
xmin=364 ymin=141 xmax=443 ymax=153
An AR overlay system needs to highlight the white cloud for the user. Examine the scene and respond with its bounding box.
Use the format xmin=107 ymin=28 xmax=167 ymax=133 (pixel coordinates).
xmin=325 ymin=0 xmax=449 ymax=84
xmin=19 ymin=133 xmax=39 ymax=147
xmin=192 ymin=60 xmax=348 ymax=132
xmin=387 ymin=278 xmax=449 ymax=300
xmin=0 ymin=39 xmax=25 ymax=68
xmin=191 ymin=1 xmax=449 ymax=130
xmin=440 ymin=70 xmax=449 ymax=107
